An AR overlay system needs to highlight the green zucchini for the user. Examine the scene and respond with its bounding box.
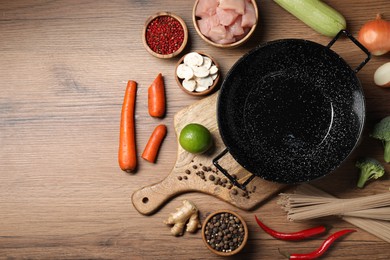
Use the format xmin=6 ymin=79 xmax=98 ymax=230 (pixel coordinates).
xmin=274 ymin=0 xmax=347 ymax=37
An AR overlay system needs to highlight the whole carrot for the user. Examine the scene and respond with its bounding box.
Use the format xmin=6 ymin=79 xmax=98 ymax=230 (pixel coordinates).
xmin=142 ymin=124 xmax=167 ymax=163
xmin=148 ymin=73 xmax=166 ymax=118
xmin=118 ymin=80 xmax=137 ymax=172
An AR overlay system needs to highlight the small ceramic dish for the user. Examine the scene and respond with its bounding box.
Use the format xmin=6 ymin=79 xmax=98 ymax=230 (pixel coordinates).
xmin=201 ymin=210 xmax=248 ymax=256
xmin=192 ymin=0 xmax=258 ymax=48
xmin=175 ymin=52 xmax=220 ymax=96
xmin=142 ymin=12 xmax=188 ymax=59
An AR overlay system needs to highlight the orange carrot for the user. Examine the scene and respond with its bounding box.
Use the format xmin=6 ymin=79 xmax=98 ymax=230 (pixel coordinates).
xmin=142 ymin=124 xmax=167 ymax=163
xmin=118 ymin=80 xmax=137 ymax=172
xmin=148 ymin=73 xmax=166 ymax=118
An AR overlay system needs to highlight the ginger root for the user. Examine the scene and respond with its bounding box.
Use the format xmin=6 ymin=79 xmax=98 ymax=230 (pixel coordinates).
xmin=164 ymin=200 xmax=201 ymax=236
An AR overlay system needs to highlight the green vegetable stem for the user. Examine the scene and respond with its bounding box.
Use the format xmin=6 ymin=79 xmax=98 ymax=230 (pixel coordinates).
xmin=371 ymin=116 xmax=390 ymax=163
xmin=355 ymin=157 xmax=385 ymax=188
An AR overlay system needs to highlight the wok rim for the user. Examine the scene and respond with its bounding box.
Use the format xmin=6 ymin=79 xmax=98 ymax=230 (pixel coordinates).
xmin=216 ymin=39 xmax=366 ymax=184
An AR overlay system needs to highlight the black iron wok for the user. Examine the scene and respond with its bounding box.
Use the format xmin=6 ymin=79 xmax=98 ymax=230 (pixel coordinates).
xmin=213 ymin=30 xmax=370 ymax=189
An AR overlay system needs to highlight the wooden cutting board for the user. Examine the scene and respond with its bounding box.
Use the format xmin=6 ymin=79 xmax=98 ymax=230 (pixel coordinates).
xmin=132 ymin=92 xmax=287 ymax=215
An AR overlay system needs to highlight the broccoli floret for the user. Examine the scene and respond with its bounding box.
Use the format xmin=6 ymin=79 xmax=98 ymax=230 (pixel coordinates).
xmin=355 ymin=157 xmax=385 ymax=188
xmin=370 ymin=116 xmax=390 ymax=163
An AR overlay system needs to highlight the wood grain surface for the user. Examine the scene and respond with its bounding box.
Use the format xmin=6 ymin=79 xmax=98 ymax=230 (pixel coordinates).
xmin=1 ymin=1 xmax=390 ymax=259
xmin=132 ymin=92 xmax=286 ymax=215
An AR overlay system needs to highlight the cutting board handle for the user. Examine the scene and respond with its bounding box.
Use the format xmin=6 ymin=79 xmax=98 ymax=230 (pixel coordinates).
xmin=131 ymin=175 xmax=187 ymax=215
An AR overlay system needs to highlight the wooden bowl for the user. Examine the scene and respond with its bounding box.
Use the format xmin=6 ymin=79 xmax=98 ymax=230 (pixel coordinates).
xmin=192 ymin=0 xmax=258 ymax=49
xmin=201 ymin=210 xmax=248 ymax=256
xmin=142 ymin=12 xmax=188 ymax=59
xmin=175 ymin=52 xmax=220 ymax=96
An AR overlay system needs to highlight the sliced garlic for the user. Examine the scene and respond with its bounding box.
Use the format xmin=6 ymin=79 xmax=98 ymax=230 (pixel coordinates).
xmin=209 ymin=65 xmax=218 ymax=75
xmin=182 ymin=79 xmax=197 ymax=92
xmin=201 ymin=56 xmax=212 ymax=70
xmin=177 ymin=52 xmax=219 ymax=93
xmin=184 ymin=52 xmax=203 ymax=67
xmin=176 ymin=64 xmax=194 ymax=80
xmin=193 ymin=66 xmax=210 ymax=78
xmin=195 ymin=76 xmax=213 ymax=92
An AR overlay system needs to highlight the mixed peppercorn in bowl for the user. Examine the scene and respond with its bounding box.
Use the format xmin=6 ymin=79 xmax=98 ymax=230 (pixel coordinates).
xmin=142 ymin=12 xmax=188 ymax=58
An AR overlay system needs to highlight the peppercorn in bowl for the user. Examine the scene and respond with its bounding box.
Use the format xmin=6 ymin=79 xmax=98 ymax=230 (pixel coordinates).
xmin=202 ymin=210 xmax=248 ymax=256
xmin=143 ymin=12 xmax=188 ymax=59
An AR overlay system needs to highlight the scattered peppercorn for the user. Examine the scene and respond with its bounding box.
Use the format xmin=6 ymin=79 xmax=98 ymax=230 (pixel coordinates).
xmin=145 ymin=15 xmax=184 ymax=55
xmin=204 ymin=212 xmax=246 ymax=253
xmin=177 ymin=176 xmax=182 ymax=181
xmin=181 ymin=164 xmax=253 ymax=196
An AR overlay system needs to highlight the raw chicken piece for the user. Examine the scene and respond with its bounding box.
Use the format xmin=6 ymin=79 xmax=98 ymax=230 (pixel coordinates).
xmin=196 ymin=0 xmax=256 ymax=45
xmin=195 ymin=0 xmax=218 ymax=18
xmin=216 ymin=7 xmax=239 ymax=26
xmin=228 ymin=16 xmax=244 ymax=36
xmin=219 ymin=0 xmax=245 ymax=15
xmin=216 ymin=36 xmax=237 ymax=44
xmin=208 ymin=24 xmax=235 ymax=43
xmin=197 ymin=18 xmax=211 ymax=37
xmin=241 ymin=1 xmax=256 ymax=27
xmin=197 ymin=14 xmax=220 ymax=37
xmin=235 ymin=27 xmax=251 ymax=41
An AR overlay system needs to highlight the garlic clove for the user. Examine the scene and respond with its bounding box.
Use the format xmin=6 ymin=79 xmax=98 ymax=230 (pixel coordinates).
xmin=374 ymin=62 xmax=390 ymax=87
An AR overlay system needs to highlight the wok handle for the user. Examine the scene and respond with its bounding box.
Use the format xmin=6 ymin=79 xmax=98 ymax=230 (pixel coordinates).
xmin=326 ymin=29 xmax=371 ymax=73
xmin=213 ymin=148 xmax=256 ymax=191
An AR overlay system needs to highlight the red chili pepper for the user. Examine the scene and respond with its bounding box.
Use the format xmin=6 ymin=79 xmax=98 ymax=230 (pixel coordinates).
xmin=279 ymin=229 xmax=356 ymax=259
xmin=254 ymin=215 xmax=328 ymax=240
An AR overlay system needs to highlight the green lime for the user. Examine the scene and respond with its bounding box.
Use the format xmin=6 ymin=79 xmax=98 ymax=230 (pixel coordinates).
xmin=179 ymin=123 xmax=213 ymax=154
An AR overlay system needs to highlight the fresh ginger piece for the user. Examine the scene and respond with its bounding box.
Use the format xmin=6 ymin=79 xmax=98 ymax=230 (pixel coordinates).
xmin=170 ymin=222 xmax=186 ymax=236
xmin=186 ymin=211 xmax=201 ymax=233
xmin=164 ymin=200 xmax=201 ymax=236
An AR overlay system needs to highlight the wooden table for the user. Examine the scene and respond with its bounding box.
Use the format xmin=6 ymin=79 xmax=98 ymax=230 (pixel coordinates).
xmin=1 ymin=1 xmax=390 ymax=259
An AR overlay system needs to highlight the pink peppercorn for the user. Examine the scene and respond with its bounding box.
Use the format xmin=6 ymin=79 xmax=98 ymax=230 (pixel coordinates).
xmin=146 ymin=16 xmax=184 ymax=55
